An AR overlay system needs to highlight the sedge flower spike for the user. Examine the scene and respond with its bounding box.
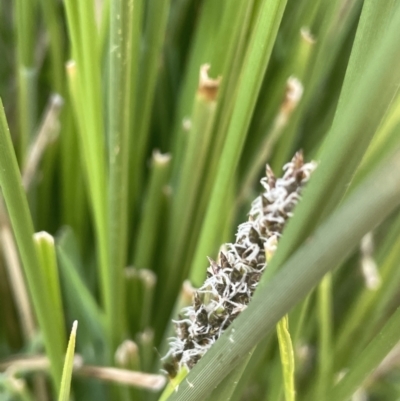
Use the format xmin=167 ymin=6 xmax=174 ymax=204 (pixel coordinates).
xmin=163 ymin=152 xmax=316 ymax=376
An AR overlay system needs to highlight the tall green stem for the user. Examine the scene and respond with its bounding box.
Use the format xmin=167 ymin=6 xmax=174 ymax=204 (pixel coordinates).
xmin=108 ymin=0 xmax=138 ymax=349
xmin=0 ymin=100 xmax=64 ymax=392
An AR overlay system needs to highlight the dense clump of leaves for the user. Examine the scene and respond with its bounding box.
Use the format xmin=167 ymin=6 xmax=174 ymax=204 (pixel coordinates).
xmin=1 ymin=1 xmax=400 ymax=401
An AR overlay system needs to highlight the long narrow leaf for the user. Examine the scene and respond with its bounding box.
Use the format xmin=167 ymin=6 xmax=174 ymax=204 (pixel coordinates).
xmin=330 ymin=306 xmax=400 ymax=401
xmin=190 ymin=0 xmax=288 ymax=280
xmin=58 ymin=321 xmax=78 ymax=401
xmin=0 ymin=99 xmax=65 ymax=391
xmin=107 ymin=0 xmax=136 ymax=349
xmin=262 ymin=1 xmax=400 ymax=283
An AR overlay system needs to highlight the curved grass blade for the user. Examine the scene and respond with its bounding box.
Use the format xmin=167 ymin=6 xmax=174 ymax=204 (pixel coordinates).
xmin=58 ymin=321 xmax=78 ymax=401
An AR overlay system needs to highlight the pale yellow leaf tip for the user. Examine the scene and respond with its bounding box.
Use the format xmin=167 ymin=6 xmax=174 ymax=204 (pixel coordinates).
xmin=33 ymin=231 xmax=54 ymax=243
xmin=72 ymin=320 xmax=78 ymax=335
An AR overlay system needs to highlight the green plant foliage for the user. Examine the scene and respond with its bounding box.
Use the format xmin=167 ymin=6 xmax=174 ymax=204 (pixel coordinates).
xmin=1 ymin=0 xmax=400 ymax=400
xmin=277 ymin=316 xmax=295 ymax=401
xmin=58 ymin=321 xmax=78 ymax=401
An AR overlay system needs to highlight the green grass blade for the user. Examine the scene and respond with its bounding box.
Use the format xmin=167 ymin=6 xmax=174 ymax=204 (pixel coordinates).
xmin=15 ymin=0 xmax=37 ymax=166
xmin=262 ymin=0 xmax=400 ymax=284
xmin=63 ymin=0 xmax=110 ymax=344
xmin=166 ymin=76 xmax=219 ymax=291
xmin=33 ymin=232 xmax=66 ymax=347
xmin=170 ymin=0 xmax=226 ymax=171
xmin=205 ymin=351 xmax=254 ymax=401
xmin=37 ymin=0 xmax=65 ymax=93
xmin=166 ymin=149 xmax=400 ymax=401
xmin=330 ymin=306 xmax=400 ymax=401
xmin=107 ymin=0 xmax=137 ymax=349
xmin=159 ymin=367 xmax=189 ymax=401
xmin=56 ymin=228 xmax=106 ymax=346
xmin=0 ymin=99 xmax=64 ymax=392
xmin=125 ymin=268 xmax=156 ymax=335
xmin=354 ymin=92 xmax=400 ymax=185
xmin=314 ymin=273 xmax=333 ymax=400
xmin=334 ymin=214 xmax=400 ymax=367
xmin=58 ymin=104 xmax=88 ymax=249
xmin=131 ymin=0 xmax=171 ymax=202
xmin=126 ymin=0 xmax=143 ymax=211
xmin=58 ymin=321 xmax=78 ymax=401
xmin=277 ymin=315 xmax=295 ymax=401
xmin=134 ymin=151 xmax=171 ymax=270
xmin=3 ymin=1 xmax=400 ymax=400
xmin=190 ymin=0 xmax=288 ymax=281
